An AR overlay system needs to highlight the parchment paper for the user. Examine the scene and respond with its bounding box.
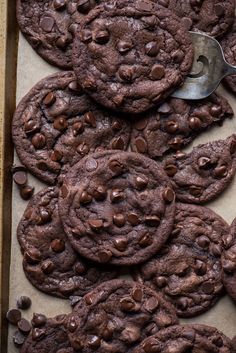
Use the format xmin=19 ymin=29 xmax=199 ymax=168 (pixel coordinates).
xmin=7 ymin=32 xmax=236 ymax=352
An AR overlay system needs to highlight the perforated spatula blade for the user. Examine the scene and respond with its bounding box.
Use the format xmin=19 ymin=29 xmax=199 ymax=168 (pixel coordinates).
xmin=171 ymin=32 xmax=236 ymax=100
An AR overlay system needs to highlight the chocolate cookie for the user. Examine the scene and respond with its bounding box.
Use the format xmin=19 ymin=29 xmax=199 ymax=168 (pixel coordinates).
xmin=130 ymin=94 xmax=233 ymax=159
xmin=134 ymin=203 xmax=228 ymax=317
xmin=12 ymin=71 xmax=131 ymax=185
xmin=67 ymin=279 xmax=178 ymax=352
xmin=17 ymin=0 xmax=102 ymax=69
xmin=17 ymin=187 xmax=118 ymax=298
xmin=163 ymin=135 xmax=236 ymax=204
xmin=133 ymin=324 xmax=234 ymax=353
xmin=221 ymin=19 xmax=236 ymax=95
xmin=166 ymin=0 xmax=235 ymax=38
xmin=20 ymin=314 xmax=74 ymax=353
xmin=221 ymin=217 xmax=236 ymax=303
xmin=72 ymin=0 xmax=193 ymax=114
xmin=59 ymin=150 xmax=176 ymax=265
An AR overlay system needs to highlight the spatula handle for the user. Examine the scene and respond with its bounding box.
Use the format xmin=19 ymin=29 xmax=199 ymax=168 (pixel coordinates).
xmin=224 ymin=62 xmax=236 ymax=77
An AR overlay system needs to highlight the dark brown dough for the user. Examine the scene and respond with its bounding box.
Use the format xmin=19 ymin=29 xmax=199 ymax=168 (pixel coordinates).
xmin=17 ymin=187 xmax=118 ymax=298
xmin=12 ymin=71 xmax=131 ymax=185
xmin=163 ymin=135 xmax=236 ymax=204
xmin=72 ymin=0 xmax=194 ymax=114
xmin=134 ymin=203 xmax=228 ymax=317
xmin=67 ymin=279 xmax=178 ymax=352
xmin=130 ymin=93 xmax=233 ymax=159
xmin=59 ymin=150 xmax=176 ymax=266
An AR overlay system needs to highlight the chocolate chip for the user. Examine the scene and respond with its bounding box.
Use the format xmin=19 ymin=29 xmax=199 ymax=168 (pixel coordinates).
xmin=18 ymin=318 xmax=31 ymax=334
xmin=73 ymin=121 xmax=84 ymax=136
xmin=142 ymin=338 xmax=159 ymax=353
xmin=165 ymin=121 xmax=178 ymax=134
xmin=117 ymin=40 xmax=133 ymax=54
xmin=212 ymin=336 xmax=224 ymax=347
xmin=139 ymin=233 xmax=152 ymax=247
xmin=214 ymin=3 xmax=224 ymax=16
xmin=144 ymin=297 xmax=159 ymax=312
xmin=80 ymin=191 xmax=92 ymax=204
xmin=16 ymin=296 xmax=32 ymax=310
xmin=135 ymin=137 xmax=147 ymax=153
xmin=112 ymin=137 xmax=125 ymax=150
xmin=145 ymin=41 xmax=159 ymax=56
xmin=13 ymin=170 xmax=27 ymax=187
xmin=56 ymin=36 xmax=70 ymax=49
xmin=164 ymin=164 xmax=177 ymax=177
xmin=197 ymin=235 xmax=210 ymax=248
xmin=127 ymin=213 xmax=140 ymax=226
xmin=53 ymin=0 xmax=66 ymax=10
xmin=83 ymin=77 xmax=97 ymax=91
xmin=98 ymin=250 xmax=112 ymax=263
xmin=182 ymin=329 xmax=196 ymax=342
xmin=135 ymin=176 xmax=148 ymax=190
xmin=53 ymin=116 xmax=68 ymax=131
xmin=113 ymin=214 xmax=126 ymax=227
xmin=24 ymin=120 xmax=39 ymax=134
xmin=168 ymin=137 xmax=183 ymax=149
xmin=155 ymin=276 xmax=167 ymax=288
xmin=41 ymin=259 xmax=55 ymax=274
xmin=171 ymin=49 xmax=184 ymax=63
xmin=121 ymin=325 xmax=140 ymax=343
xmin=74 ymin=262 xmax=86 ymax=274
xmin=20 ymin=185 xmax=35 ymax=200
xmin=51 ymin=239 xmax=65 ymax=253
xmin=77 ymin=142 xmax=89 ymax=155
xmin=189 ymin=185 xmax=203 ymax=197
xmin=150 ymin=64 xmax=165 ymax=80
xmin=36 ymin=208 xmax=51 ymax=224
xmin=13 ymin=330 xmax=26 ymax=347
xmin=31 ymin=313 xmax=47 ymax=327
xmin=108 ymin=160 xmax=124 ymax=174
xmin=210 ymin=105 xmax=222 ymax=116
xmin=40 ymin=16 xmax=55 ymax=32
xmin=222 ymin=260 xmax=235 ymax=273
xmin=93 ymin=185 xmax=107 ymax=201
xmin=136 ymin=0 xmax=153 ymax=12
xmin=211 ymin=244 xmax=222 ymax=257
xmin=80 ymin=29 xmax=92 ymax=43
xmin=198 ymin=156 xmax=211 ymax=169
xmin=86 ymin=158 xmax=98 ymax=171
xmin=89 ymin=219 xmax=104 ymax=232
xmin=51 ymin=150 xmax=62 ymax=162
xmin=214 ymin=165 xmax=228 ymax=178
xmin=85 ymin=293 xmax=94 ymax=305
xmin=6 ymin=309 xmax=21 ymax=325
xmin=43 ymin=92 xmax=56 ymax=106
xmin=194 ymin=259 xmax=207 ymax=275
xmin=111 ymin=120 xmax=122 ymax=131
xmin=181 ymin=16 xmax=193 ymax=30
xmin=32 ymin=133 xmax=46 ymax=149
xmin=134 ymin=118 xmax=148 ymax=131
xmin=113 ymin=96 xmax=124 ymax=108
xmin=118 ymin=67 xmax=134 ymax=82
xmin=201 ymin=281 xmax=214 ymax=294
xmin=88 ymin=335 xmax=101 ymax=348
xmin=110 ymin=189 xmax=125 ymax=203
xmin=114 ymin=237 xmax=127 ymax=251
xmin=37 ymin=161 xmax=48 ymax=171
xmin=120 ymin=297 xmax=136 ymax=312
xmin=24 ymin=249 xmax=42 ymax=264
xmin=162 ymin=187 xmax=175 ymax=203
xmin=189 ymin=116 xmax=202 ymax=130
xmin=145 ymin=215 xmax=160 ymax=227
xmin=132 ymin=288 xmax=143 ymax=302
xmin=67 ymin=316 xmax=77 ymax=332
xmin=32 ymin=328 xmax=46 ymax=341
xmin=85 ymin=111 xmax=96 ymax=127
xmin=94 ymin=30 xmax=110 ymax=44
xmin=68 ymin=80 xmax=83 ymax=93
xmin=77 ymin=0 xmax=91 ymax=13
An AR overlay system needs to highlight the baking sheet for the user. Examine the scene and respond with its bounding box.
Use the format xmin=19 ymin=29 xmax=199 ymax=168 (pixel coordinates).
xmin=7 ymin=32 xmax=236 ymax=352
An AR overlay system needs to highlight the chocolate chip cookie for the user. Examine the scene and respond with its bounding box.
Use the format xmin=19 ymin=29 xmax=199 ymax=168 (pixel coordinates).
xmin=221 ymin=19 xmax=236 ymax=95
xmin=134 ymin=203 xmax=228 ymax=317
xmin=221 ymin=217 xmax=236 ymax=303
xmin=67 ymin=279 xmax=178 ymax=352
xmin=163 ymin=135 xmax=236 ymax=204
xmin=17 ymin=187 xmax=118 ymax=298
xmin=12 ymin=71 xmax=131 ymax=185
xmin=166 ymin=0 xmax=235 ymax=38
xmin=133 ymin=324 xmax=234 ymax=353
xmin=21 ymin=314 xmax=74 ymax=353
xmin=130 ymin=94 xmax=233 ymax=159
xmin=59 ymin=150 xmax=176 ymax=265
xmin=72 ymin=0 xmax=193 ymax=114
xmin=17 ymin=0 xmax=102 ymax=69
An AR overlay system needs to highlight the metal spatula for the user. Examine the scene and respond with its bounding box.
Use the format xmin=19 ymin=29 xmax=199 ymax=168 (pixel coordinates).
xmin=171 ymin=32 xmax=236 ymax=100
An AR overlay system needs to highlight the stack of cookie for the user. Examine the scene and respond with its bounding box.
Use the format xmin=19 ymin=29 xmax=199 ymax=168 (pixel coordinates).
xmin=11 ymin=0 xmax=236 ymax=351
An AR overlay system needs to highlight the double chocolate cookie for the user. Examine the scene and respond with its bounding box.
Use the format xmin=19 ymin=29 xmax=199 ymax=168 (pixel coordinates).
xmin=59 ymin=151 xmax=176 ymax=265
xmin=12 ymin=71 xmax=131 ymax=185
xmin=166 ymin=0 xmax=235 ymax=38
xmin=17 ymin=187 xmax=118 ymax=298
xmin=72 ymin=0 xmax=193 ymax=114
xmin=163 ymin=135 xmax=236 ymax=204
xmin=221 ymin=217 xmax=236 ymax=303
xmin=134 ymin=203 xmax=228 ymax=317
xmin=133 ymin=324 xmax=234 ymax=353
xmin=17 ymin=0 xmax=102 ymax=69
xmin=130 ymin=94 xmax=233 ymax=159
xmin=67 ymin=279 xmax=178 ymax=351
xmin=21 ymin=314 xmax=74 ymax=353
xmin=221 ymin=19 xmax=236 ymax=95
